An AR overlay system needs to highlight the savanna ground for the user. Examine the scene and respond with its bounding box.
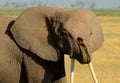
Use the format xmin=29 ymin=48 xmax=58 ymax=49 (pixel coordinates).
xmin=0 ymin=8 xmax=120 ymax=83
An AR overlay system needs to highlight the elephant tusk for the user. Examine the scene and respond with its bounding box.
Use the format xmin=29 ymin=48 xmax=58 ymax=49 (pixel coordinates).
xmin=70 ymin=58 xmax=75 ymax=83
xmin=70 ymin=59 xmax=98 ymax=83
xmin=88 ymin=62 xmax=98 ymax=83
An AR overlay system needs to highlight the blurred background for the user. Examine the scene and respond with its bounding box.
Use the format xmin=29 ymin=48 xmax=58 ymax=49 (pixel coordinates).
xmin=0 ymin=0 xmax=120 ymax=8
xmin=0 ymin=0 xmax=120 ymax=83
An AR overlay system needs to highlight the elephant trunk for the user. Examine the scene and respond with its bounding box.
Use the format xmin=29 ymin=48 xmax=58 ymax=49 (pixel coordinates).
xmin=72 ymin=37 xmax=91 ymax=64
xmin=79 ymin=44 xmax=91 ymax=64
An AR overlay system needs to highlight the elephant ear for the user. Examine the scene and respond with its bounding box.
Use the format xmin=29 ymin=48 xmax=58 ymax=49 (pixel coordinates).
xmin=10 ymin=7 xmax=60 ymax=61
xmin=83 ymin=10 xmax=104 ymax=53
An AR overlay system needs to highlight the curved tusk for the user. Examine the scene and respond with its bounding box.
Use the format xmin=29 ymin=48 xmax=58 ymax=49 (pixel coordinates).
xmin=88 ymin=62 xmax=98 ymax=83
xmin=70 ymin=59 xmax=98 ymax=83
xmin=70 ymin=58 xmax=75 ymax=83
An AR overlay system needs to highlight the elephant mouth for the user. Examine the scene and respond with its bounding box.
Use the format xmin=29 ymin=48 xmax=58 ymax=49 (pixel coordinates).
xmin=72 ymin=37 xmax=91 ymax=64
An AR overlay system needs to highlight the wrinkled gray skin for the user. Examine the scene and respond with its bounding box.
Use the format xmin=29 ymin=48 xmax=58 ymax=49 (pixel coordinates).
xmin=0 ymin=6 xmax=104 ymax=83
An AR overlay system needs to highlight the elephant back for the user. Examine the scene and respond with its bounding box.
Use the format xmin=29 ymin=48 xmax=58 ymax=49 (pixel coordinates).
xmin=0 ymin=13 xmax=15 ymax=36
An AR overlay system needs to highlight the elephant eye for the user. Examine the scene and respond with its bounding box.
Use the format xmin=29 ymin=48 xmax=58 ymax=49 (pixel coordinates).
xmin=60 ymin=30 xmax=68 ymax=38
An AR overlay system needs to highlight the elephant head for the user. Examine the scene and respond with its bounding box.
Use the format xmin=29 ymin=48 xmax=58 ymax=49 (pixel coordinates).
xmin=10 ymin=7 xmax=104 ymax=64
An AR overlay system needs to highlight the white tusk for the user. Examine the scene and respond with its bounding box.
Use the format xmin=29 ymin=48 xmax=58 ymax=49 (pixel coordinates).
xmin=88 ymin=62 xmax=98 ymax=83
xmin=70 ymin=58 xmax=75 ymax=83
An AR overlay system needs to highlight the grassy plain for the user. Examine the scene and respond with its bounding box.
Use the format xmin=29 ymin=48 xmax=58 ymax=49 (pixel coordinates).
xmin=0 ymin=8 xmax=120 ymax=83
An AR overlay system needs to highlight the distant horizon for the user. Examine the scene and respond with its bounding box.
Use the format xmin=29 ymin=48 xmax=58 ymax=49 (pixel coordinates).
xmin=0 ymin=0 xmax=120 ymax=8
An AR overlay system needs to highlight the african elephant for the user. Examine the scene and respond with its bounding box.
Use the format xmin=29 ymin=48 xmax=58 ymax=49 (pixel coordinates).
xmin=0 ymin=6 xmax=104 ymax=83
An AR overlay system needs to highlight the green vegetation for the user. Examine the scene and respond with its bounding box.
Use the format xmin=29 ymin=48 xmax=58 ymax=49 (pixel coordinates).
xmin=0 ymin=8 xmax=120 ymax=16
xmin=0 ymin=8 xmax=120 ymax=83
xmin=91 ymin=8 xmax=120 ymax=16
xmin=0 ymin=9 xmax=24 ymax=17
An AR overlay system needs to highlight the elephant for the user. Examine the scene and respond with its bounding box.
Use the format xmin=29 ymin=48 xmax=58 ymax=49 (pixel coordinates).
xmin=0 ymin=6 xmax=104 ymax=83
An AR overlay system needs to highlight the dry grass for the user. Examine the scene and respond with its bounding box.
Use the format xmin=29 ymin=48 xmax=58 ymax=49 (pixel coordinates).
xmin=65 ymin=16 xmax=120 ymax=83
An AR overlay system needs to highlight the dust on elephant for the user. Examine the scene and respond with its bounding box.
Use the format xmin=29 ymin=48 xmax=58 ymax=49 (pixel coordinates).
xmin=0 ymin=6 xmax=104 ymax=83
